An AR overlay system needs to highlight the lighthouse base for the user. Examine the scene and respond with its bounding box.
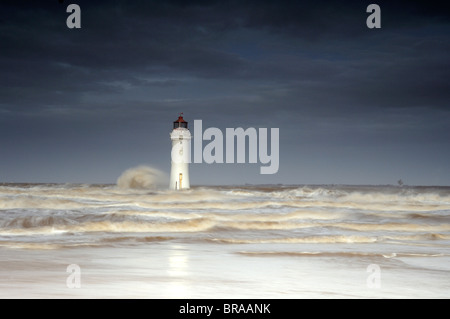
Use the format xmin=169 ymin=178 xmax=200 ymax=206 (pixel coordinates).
xmin=169 ymin=163 xmax=190 ymax=190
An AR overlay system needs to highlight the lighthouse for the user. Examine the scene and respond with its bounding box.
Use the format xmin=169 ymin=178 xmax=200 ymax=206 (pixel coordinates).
xmin=170 ymin=113 xmax=191 ymax=190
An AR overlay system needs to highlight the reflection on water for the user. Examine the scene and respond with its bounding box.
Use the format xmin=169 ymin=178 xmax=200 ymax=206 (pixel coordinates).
xmin=165 ymin=245 xmax=190 ymax=298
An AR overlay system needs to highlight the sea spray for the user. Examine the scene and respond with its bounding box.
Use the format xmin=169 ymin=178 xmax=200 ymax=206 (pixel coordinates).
xmin=116 ymin=165 xmax=167 ymax=189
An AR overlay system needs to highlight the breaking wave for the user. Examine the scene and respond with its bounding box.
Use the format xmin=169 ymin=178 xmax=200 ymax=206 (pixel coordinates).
xmin=116 ymin=165 xmax=167 ymax=189
xmin=0 ymin=183 xmax=449 ymax=258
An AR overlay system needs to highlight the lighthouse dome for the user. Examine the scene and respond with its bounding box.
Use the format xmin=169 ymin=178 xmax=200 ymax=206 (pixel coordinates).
xmin=173 ymin=113 xmax=188 ymax=129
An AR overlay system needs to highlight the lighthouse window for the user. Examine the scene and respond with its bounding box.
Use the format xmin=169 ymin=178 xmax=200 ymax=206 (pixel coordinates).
xmin=173 ymin=122 xmax=188 ymax=129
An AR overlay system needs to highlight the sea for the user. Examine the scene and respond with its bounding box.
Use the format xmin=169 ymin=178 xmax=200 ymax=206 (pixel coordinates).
xmin=0 ymin=182 xmax=449 ymax=299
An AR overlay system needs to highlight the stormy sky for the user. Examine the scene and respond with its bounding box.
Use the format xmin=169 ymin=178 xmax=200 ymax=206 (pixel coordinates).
xmin=0 ymin=0 xmax=449 ymax=186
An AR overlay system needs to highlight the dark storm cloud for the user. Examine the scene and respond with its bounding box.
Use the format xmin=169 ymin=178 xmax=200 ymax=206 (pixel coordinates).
xmin=2 ymin=2 xmax=447 ymax=115
xmin=1 ymin=0 xmax=449 ymax=184
xmin=2 ymin=1 xmax=449 ymax=104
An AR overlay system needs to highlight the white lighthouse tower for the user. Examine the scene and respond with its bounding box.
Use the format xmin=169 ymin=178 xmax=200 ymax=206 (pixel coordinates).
xmin=169 ymin=113 xmax=191 ymax=190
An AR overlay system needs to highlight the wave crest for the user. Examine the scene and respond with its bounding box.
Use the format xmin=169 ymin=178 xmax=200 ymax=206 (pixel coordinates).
xmin=116 ymin=166 xmax=167 ymax=189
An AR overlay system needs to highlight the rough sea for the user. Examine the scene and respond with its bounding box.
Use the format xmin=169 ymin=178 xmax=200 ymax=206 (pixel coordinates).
xmin=0 ymin=181 xmax=449 ymax=298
